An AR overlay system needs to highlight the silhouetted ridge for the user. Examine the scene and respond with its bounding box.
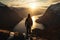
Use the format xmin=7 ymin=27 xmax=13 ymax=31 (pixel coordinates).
xmin=36 ymin=3 xmax=60 ymax=40
xmin=36 ymin=3 xmax=60 ymax=29
xmin=0 ymin=2 xmax=22 ymax=31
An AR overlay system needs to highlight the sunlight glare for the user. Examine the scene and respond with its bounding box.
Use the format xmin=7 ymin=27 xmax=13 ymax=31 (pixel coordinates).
xmin=28 ymin=3 xmax=38 ymax=10
xmin=31 ymin=16 xmax=38 ymax=30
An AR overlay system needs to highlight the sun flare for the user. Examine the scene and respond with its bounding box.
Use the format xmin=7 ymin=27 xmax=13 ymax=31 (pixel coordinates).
xmin=28 ymin=3 xmax=37 ymax=9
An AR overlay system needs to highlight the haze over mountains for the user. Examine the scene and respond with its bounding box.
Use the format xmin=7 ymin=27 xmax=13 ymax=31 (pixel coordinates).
xmin=10 ymin=6 xmax=46 ymax=17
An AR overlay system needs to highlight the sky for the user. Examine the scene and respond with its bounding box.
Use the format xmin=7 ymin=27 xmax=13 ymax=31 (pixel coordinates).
xmin=0 ymin=0 xmax=60 ymax=7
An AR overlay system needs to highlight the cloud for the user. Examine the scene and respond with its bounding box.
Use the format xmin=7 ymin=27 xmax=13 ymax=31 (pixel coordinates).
xmin=0 ymin=0 xmax=60 ymax=7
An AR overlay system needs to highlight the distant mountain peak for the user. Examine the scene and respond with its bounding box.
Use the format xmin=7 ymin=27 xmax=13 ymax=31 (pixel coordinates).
xmin=0 ymin=2 xmax=6 ymax=7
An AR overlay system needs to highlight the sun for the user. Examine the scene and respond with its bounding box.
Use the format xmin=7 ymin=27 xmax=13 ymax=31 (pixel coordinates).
xmin=28 ymin=2 xmax=38 ymax=14
xmin=28 ymin=3 xmax=37 ymax=9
